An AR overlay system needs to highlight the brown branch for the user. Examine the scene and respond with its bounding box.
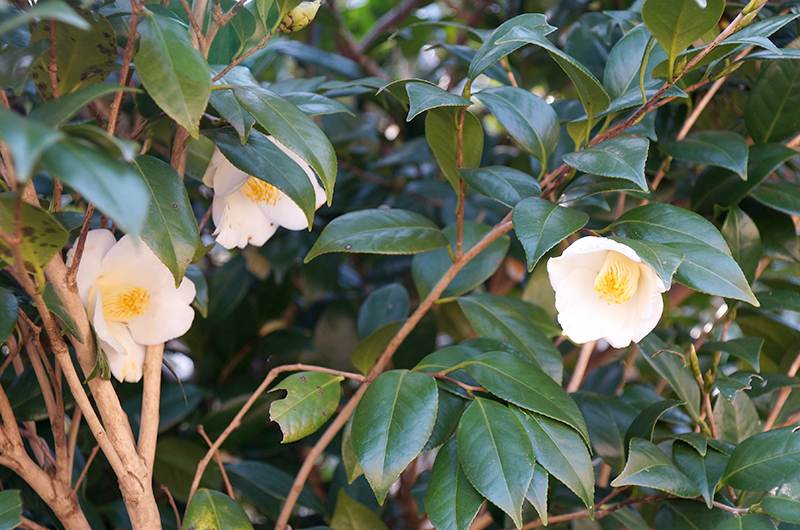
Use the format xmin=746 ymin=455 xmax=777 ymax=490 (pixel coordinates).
xmin=162 ymin=485 xmax=183 ymax=530
xmin=197 ymin=425 xmax=234 ymax=498
xmin=107 ymin=1 xmax=140 ymax=137
xmin=763 ymin=347 xmax=800 ymax=430
xmin=566 ymin=340 xmax=596 ymax=393
xmin=211 ymin=33 xmax=272 ymax=83
xmin=429 ymin=372 xmax=484 ymax=393
xmin=71 ymin=444 xmax=100 ymax=494
xmin=47 ymin=21 xmax=60 ymax=99
xmin=521 ymin=493 xmax=666 ymax=529
xmin=180 ymin=0 xmax=207 ymax=50
xmin=66 ymin=204 xmax=95 ymax=287
xmin=19 ymin=517 xmax=49 ymax=530
xmin=137 ymin=343 xmax=164 ymax=476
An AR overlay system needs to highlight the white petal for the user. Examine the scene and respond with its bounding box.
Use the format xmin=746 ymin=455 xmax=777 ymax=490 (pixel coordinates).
xmin=207 ymin=150 xmax=250 ymax=197
xmin=606 ymin=289 xmax=664 ymax=348
xmin=548 ymin=249 xmax=607 ymax=292
xmin=95 ymin=235 xmax=173 ymax=294
xmin=555 ymin=267 xmax=628 ymax=344
xmin=70 ymin=229 xmax=116 ymax=306
xmin=212 ymin=189 xmax=278 ymax=249
xmin=561 ymin=236 xmax=642 ymax=263
xmin=637 ymin=264 xmax=667 ymax=319
xmin=201 ymin=148 xmax=226 ymax=188
xmin=127 ymin=277 xmax=196 ymax=345
xmin=262 ymin=192 xmax=310 ymax=231
xmin=89 ymin=289 xmax=146 ymax=382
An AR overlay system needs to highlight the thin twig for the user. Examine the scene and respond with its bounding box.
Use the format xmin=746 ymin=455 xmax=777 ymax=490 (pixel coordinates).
xmin=47 ymin=21 xmax=60 ymax=99
xmin=429 ymin=373 xmax=484 ymax=393
xmin=162 ymin=485 xmax=182 ymax=530
xmin=107 ymin=0 xmax=140 ymax=137
xmin=71 ymin=444 xmax=100 ymax=494
xmin=180 ymin=0 xmax=206 ymax=50
xmin=20 ymin=517 xmax=49 ymax=530
xmin=66 ymin=205 xmax=95 ymax=287
xmin=763 ymin=348 xmax=800 ymax=430
xmin=197 ymin=425 xmax=234 ymax=498
xmin=567 ymin=340 xmax=596 ymax=393
xmin=211 ymin=33 xmax=272 ymax=83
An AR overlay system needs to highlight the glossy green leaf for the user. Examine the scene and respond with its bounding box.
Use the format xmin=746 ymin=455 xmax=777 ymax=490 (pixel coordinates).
xmin=655 ymin=500 xmax=732 ymax=529
xmin=457 ymin=398 xmax=533 ymax=528
xmin=282 ymin=92 xmax=354 ymax=117
xmin=637 ymin=334 xmax=702 ymax=423
xmin=458 ymin=166 xmax=540 ymax=207
xmin=357 ymin=284 xmax=409 ymax=339
xmin=425 ymin=437 xmax=484 ymax=530
xmin=603 ymin=24 xmax=657 ymax=100
xmin=624 ymin=399 xmax=683 ymax=453
xmin=412 ymin=221 xmax=510 ymax=300
xmin=425 ymin=107 xmax=484 ymax=191
xmin=700 ymin=338 xmax=763 ymax=372
xmin=463 ymin=351 xmax=588 ymax=443
xmin=0 ymin=194 xmax=68 ymax=278
xmin=352 ymin=370 xmax=438 ymax=503
xmin=0 ymin=40 xmax=51 ymax=95
xmin=0 ymin=106 xmax=64 ymax=183
xmin=574 ymin=392 xmax=639 ymax=471
xmin=608 ymin=236 xmax=684 ymax=287
xmin=746 ymin=59 xmax=800 ymax=144
xmin=330 ymin=490 xmax=389 ymax=530
xmin=342 ymin=415 xmax=363 ymax=484
xmin=458 ymin=294 xmax=563 ymax=383
xmin=132 ymin=155 xmax=199 ymax=284
xmin=406 ymin=82 xmax=471 ymax=121
xmin=665 ymin=242 xmax=758 ymax=305
xmin=525 ymin=464 xmax=549 ymax=525
xmin=716 ymin=515 xmax=777 ymax=530
xmin=234 ymin=85 xmax=336 ymax=203
xmin=673 ymin=442 xmax=728 ymax=508
xmin=30 ymin=13 xmax=117 ymax=100
xmin=751 ymin=182 xmax=800 ymax=218
xmin=559 ymin=174 xmax=646 ymax=204
xmin=205 ymin=127 xmax=317 ymax=226
xmin=662 ymin=132 xmax=749 ymax=180
xmin=423 ymin=389 xmax=467 ymax=452
xmin=513 ymin=407 xmax=594 ymax=515
xmin=413 ymin=339 xmax=508 ymax=396
xmin=641 ymin=0 xmax=725 ymax=81
xmin=761 ymin=482 xmax=800 ymax=523
xmin=42 ymin=283 xmax=82 ymax=343
xmin=474 ymin=86 xmax=559 ymax=166
xmin=0 ymin=2 xmax=88 ymax=36
xmin=513 ymin=196 xmax=589 ymax=272
xmin=747 ymin=204 xmax=800 ymax=263
xmin=135 ymin=11 xmax=210 ymax=138
xmin=563 ymin=137 xmax=650 ymax=190
xmin=183 ymin=489 xmax=253 ymax=530
xmin=305 ymin=209 xmax=448 ymax=262
xmin=722 ymin=426 xmax=800 ymax=490
xmin=29 ymin=84 xmax=139 ymax=127
xmin=609 ymin=203 xmax=730 ymax=254
xmin=225 ymin=461 xmax=328 ymax=516
xmin=721 ymin=206 xmax=762 ymax=283
xmin=0 ymin=490 xmax=21 ymax=530
xmin=611 ymin=438 xmax=701 ymax=497
xmin=207 ymin=0 xmax=255 ymax=64
xmin=468 ymin=13 xmax=555 ymax=80
xmin=61 ymin=124 xmax=138 ymax=162
xmin=269 ymin=371 xmax=342 ymax=443
xmin=41 ymin=139 xmax=149 ymax=237
xmin=351 ymin=321 xmax=401 ymax=375
xmin=0 ymin=287 xmax=17 ymax=345
xmin=209 ymin=66 xmax=260 ymax=143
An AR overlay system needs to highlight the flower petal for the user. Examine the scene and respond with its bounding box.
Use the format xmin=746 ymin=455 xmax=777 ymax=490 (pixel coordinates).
xmin=212 ymin=189 xmax=279 ymax=249
xmin=89 ymin=289 xmax=146 ymax=382
xmin=205 ymin=148 xmax=250 ymax=197
xmin=607 ymin=288 xmax=664 ymax=348
xmin=548 ymin=249 xmax=607 ymax=292
xmin=70 ymin=229 xmax=116 ymax=306
xmin=127 ymin=277 xmax=196 ymax=345
xmin=95 ymin=235 xmax=173 ymax=294
xmin=555 ymin=267 xmax=628 ymax=345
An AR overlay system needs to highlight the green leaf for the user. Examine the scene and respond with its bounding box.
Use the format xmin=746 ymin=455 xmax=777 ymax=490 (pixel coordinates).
xmin=425 ymin=107 xmax=484 ymax=191
xmin=751 ymin=182 xmax=800 ymax=218
xmin=0 ymin=287 xmax=17 ymax=345
xmin=0 ymin=490 xmax=20 ymax=530
xmin=29 ymin=12 xmax=117 ymax=100
xmin=209 ymin=67 xmax=259 ymax=143
xmin=664 ymin=242 xmax=758 ymax=305
xmin=603 ymin=24 xmax=657 ymax=100
xmin=132 ymin=155 xmax=199 ymax=285
xmin=463 ymin=351 xmax=589 ymax=443
xmin=641 ymin=0 xmax=725 ymax=81
xmin=234 ymin=85 xmax=337 ymax=203
xmin=357 ymin=284 xmax=409 ymax=339
xmin=721 ymin=206 xmax=762 ymax=283
xmin=154 ymin=438 xmax=220 ymax=502
xmin=513 ymin=196 xmax=589 ymax=272
xmin=458 ymin=166 xmax=540 ymax=207
xmin=425 ymin=437 xmax=484 ymax=530
xmin=608 ymin=203 xmax=730 ymax=254
xmin=608 ymin=236 xmax=684 ymax=287
xmin=457 ymin=398 xmax=533 ymax=528
xmin=624 ymin=399 xmax=683 ymax=453
xmin=269 ymin=371 xmax=343 ymax=443
xmin=458 ymin=294 xmax=563 ymax=383
xmin=662 ymin=132 xmax=749 ymax=180
xmin=42 ymin=283 xmax=82 ymax=343
xmin=673 ymin=442 xmax=728 ymax=508
xmin=700 ymin=338 xmax=763 ymax=372
xmin=29 ymin=84 xmax=139 ymax=128
xmin=761 ymin=482 xmax=800 ymax=523
xmin=513 ymin=407 xmax=594 ymax=515
xmin=205 ymin=127 xmax=318 ymax=226
xmin=282 ymin=92 xmax=354 ymax=117
xmin=559 ymin=174 xmax=647 ymax=204
xmin=747 ymin=204 xmax=800 ymax=263
xmin=574 ymin=392 xmax=639 ymax=471
xmin=0 ymin=40 xmax=51 ymax=95
xmin=474 ymin=86 xmax=559 ymax=166
xmin=183 ymin=489 xmax=253 ymax=530
xmin=305 ymin=209 xmax=448 ymax=262
xmin=0 ymin=106 xmax=64 ymax=183
xmin=0 ymin=2 xmax=89 ymax=36
xmin=562 ymin=137 xmax=650 ymax=190
xmin=722 ymin=426 xmax=800 ymax=491
xmin=330 ymin=491 xmax=389 ymax=530
xmin=61 ymin=124 xmax=138 ymax=162
xmin=412 ymin=221 xmax=510 ymax=300
xmin=405 ymin=82 xmax=471 ymax=121
xmin=745 ymin=59 xmax=800 ymax=144
xmin=41 ymin=139 xmax=149 ymax=237
xmin=342 ymin=415 xmax=363 ymax=484
xmin=525 ymin=464 xmax=549 ymax=525
xmin=351 ymin=321 xmax=401 ymax=375
xmin=655 ymin=500 xmax=732 ymax=529
xmin=135 ymin=11 xmax=211 ymax=139
xmin=716 ymin=515 xmax=778 ymax=530
xmin=423 ymin=389 xmax=467 ymax=452
xmin=637 ymin=334 xmax=702 ymax=423
xmin=468 ymin=13 xmax=555 ymax=80
xmin=0 ymin=194 xmax=68 ymax=279
xmin=352 ymin=370 xmax=438 ymax=503
xmin=611 ymin=438 xmax=701 ymax=497
xmin=225 ymin=461 xmax=328 ymax=516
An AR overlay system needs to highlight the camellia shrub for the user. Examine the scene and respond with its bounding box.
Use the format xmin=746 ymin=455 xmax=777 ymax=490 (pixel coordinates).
xmin=1 ymin=0 xmax=800 ymax=528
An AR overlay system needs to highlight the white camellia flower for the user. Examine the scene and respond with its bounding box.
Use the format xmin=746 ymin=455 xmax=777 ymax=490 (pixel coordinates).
xmin=202 ymin=138 xmax=326 ymax=249
xmin=68 ymin=230 xmax=196 ymax=383
xmin=547 ymin=236 xmax=667 ymax=348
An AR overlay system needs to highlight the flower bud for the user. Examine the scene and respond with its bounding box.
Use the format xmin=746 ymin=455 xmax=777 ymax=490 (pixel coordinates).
xmin=277 ymin=0 xmax=321 ymax=34
xmin=688 ymin=345 xmax=701 ymax=379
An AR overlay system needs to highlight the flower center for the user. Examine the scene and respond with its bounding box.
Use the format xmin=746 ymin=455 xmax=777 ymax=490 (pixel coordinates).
xmin=102 ymin=286 xmax=151 ymax=321
xmin=241 ymin=177 xmax=281 ymax=205
xmin=594 ymin=251 xmax=640 ymax=305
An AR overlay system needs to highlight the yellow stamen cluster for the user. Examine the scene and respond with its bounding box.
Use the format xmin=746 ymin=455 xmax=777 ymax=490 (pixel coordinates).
xmin=594 ymin=251 xmax=640 ymax=304
xmin=242 ymin=177 xmax=281 ymax=206
xmin=103 ymin=286 xmax=151 ymax=320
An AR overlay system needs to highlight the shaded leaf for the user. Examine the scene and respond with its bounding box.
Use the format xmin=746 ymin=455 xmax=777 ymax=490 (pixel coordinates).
xmin=458 ymin=166 xmax=540 ymax=207
xmin=425 ymin=437 xmax=484 ymax=530
xmin=662 ymin=132 xmax=749 ymax=180
xmin=513 ymin=196 xmax=589 ymax=271
xmin=425 ymin=107 xmax=484 ymax=191
xmin=611 ymin=438 xmax=701 ymax=497
xmin=563 ymin=137 xmax=650 ymax=190
xmin=269 ymin=371 xmax=343 ymax=443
